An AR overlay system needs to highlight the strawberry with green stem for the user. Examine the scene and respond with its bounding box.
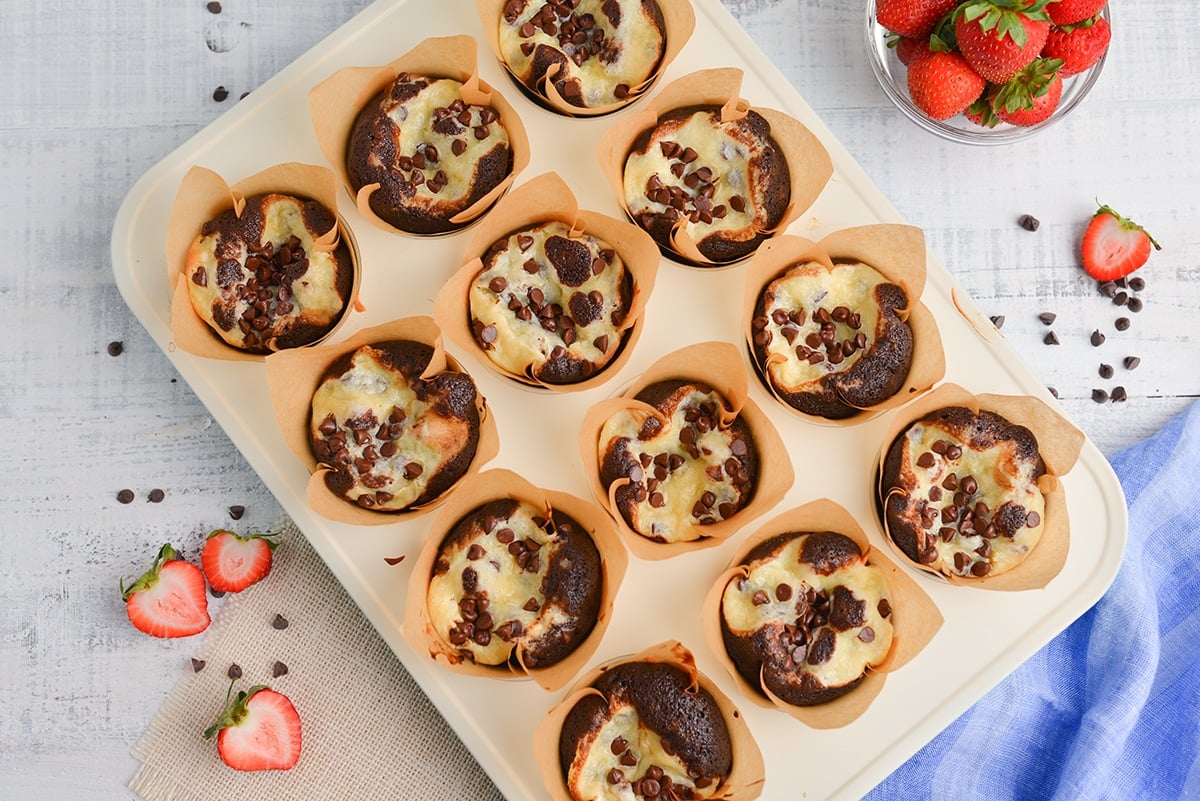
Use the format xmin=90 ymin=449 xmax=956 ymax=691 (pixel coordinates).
xmin=1042 ymin=14 xmax=1111 ymax=77
xmin=120 ymin=544 xmax=210 ymax=638
xmin=993 ymin=57 xmax=1065 ymax=125
xmin=1081 ymin=204 xmax=1162 ymax=281
xmin=204 ymin=682 xmax=303 ymax=771
xmin=877 ymin=0 xmax=961 ymax=39
xmin=954 ymin=0 xmax=1053 ymax=83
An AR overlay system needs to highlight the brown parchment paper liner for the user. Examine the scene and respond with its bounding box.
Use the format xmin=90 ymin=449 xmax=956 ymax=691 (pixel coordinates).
xmin=741 ymin=227 xmax=946 ymax=425
xmin=475 ymin=0 xmax=696 ymax=117
xmin=165 ymin=162 xmax=360 ymax=361
xmin=534 ymin=640 xmax=766 ymax=801
xmin=875 ymin=382 xmax=1085 ymax=591
xmin=399 ymin=468 xmax=628 ymax=691
xmin=700 ymin=498 xmax=942 ymax=729
xmin=596 ymin=68 xmax=833 ymax=267
xmin=263 ymin=316 xmax=500 ymax=526
xmin=434 ymin=172 xmax=660 ymax=392
xmin=307 ymin=35 xmax=532 ymax=236
xmin=577 ymin=341 xmax=794 ymax=560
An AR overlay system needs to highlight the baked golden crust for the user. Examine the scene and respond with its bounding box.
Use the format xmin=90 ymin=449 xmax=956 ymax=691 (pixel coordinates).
xmin=308 ymin=340 xmax=481 ymax=512
xmin=622 ymin=105 xmax=790 ymax=264
xmin=185 ymin=193 xmax=353 ymax=353
xmin=346 ymin=74 xmax=512 ymax=234
xmin=881 ymin=406 xmax=1047 ymax=578
xmin=750 ymin=259 xmax=913 ymax=419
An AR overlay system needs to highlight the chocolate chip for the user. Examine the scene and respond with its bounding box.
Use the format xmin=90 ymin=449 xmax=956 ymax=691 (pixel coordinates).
xmin=191 ymin=658 xmax=206 ymax=673
xmin=147 ymin=489 xmax=165 ymax=503
xmin=878 ymin=598 xmax=892 ymax=618
xmin=228 ymin=505 xmax=245 ymax=520
xmin=206 ymin=1 xmax=222 ymax=12
xmin=857 ymin=626 xmax=875 ymax=643
xmin=467 ymin=543 xmax=486 ymax=560
xmin=989 ymin=315 xmax=1004 ymax=329
xmin=1026 ymin=510 xmax=1041 ymax=527
xmin=1092 ymin=388 xmax=1109 ymax=403
xmin=117 ymin=489 xmax=135 ymax=504
xmin=271 ymin=613 xmax=289 ymax=630
xmin=607 ymin=768 xmax=624 ymax=785
xmin=227 ymin=663 xmax=242 ymax=679
xmin=1114 ymin=317 xmax=1131 ymax=331
xmin=1113 ymin=291 xmax=1128 ymax=307
xmin=1098 ymin=281 xmax=1118 ymax=298
xmin=961 ymin=476 xmax=977 ymax=495
xmin=916 ymin=452 xmax=935 ymax=468
xmin=488 ymin=276 xmax=507 ymax=293
xmin=1090 ymin=330 xmax=1106 ymax=347
xmin=1128 ymin=276 xmax=1146 ymax=292
xmin=775 ymin=583 xmax=792 ymax=602
xmin=1099 ymin=363 xmax=1113 ymax=379
xmin=1038 ymin=312 xmax=1056 ymax=325
xmin=1123 ymin=356 xmax=1141 ymax=370
xmin=751 ymin=589 xmax=770 ymax=606
xmin=1018 ymin=214 xmax=1040 ymax=231
xmin=212 ymin=86 xmax=229 ymax=102
xmin=1111 ymin=385 xmax=1128 ymax=403
xmin=1128 ymin=296 xmax=1144 ymax=313
xmin=1048 ymin=386 xmax=1059 ymax=398
xmin=106 ymin=340 xmax=124 ymax=357
xmin=383 ymin=555 xmax=406 ymax=565
xmin=970 ymin=561 xmax=991 ymax=577
xmin=271 ymin=660 xmax=288 ymax=678
xmin=1044 ymin=331 xmax=1059 ymax=346
xmin=209 ymin=587 xmax=225 ymax=598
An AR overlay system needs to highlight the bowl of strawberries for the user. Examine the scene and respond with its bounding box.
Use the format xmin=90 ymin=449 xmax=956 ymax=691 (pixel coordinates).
xmin=867 ymin=0 xmax=1110 ymax=144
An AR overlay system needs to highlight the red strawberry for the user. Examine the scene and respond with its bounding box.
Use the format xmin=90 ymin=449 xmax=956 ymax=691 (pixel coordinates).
xmin=1081 ymin=204 xmax=1162 ymax=281
xmin=965 ymin=93 xmax=1001 ymax=127
xmin=895 ymin=35 xmax=936 ymax=67
xmin=1047 ymin=0 xmax=1106 ymax=26
xmin=907 ymin=51 xmax=986 ymax=120
xmin=121 ymin=544 xmax=210 ymax=638
xmin=954 ymin=0 xmax=1053 ymax=83
xmin=204 ymin=684 xmax=302 ymax=771
xmin=877 ymin=0 xmax=960 ymax=39
xmin=1042 ymin=15 xmax=1110 ymax=77
xmin=993 ymin=58 xmax=1064 ymax=125
xmin=200 ymin=529 xmax=278 ymax=593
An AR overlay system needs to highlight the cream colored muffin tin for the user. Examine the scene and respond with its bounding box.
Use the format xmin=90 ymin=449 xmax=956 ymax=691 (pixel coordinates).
xmin=111 ymin=1 xmax=1128 ymax=798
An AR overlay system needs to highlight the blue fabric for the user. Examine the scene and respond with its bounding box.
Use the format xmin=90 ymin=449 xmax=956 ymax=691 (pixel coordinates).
xmin=867 ymin=400 xmax=1200 ymax=801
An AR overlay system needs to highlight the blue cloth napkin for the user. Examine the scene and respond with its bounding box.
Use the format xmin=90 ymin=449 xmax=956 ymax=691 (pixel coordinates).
xmin=867 ymin=400 xmax=1200 ymax=801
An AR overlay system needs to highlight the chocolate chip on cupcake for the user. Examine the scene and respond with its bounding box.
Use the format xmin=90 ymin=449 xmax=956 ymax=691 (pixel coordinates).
xmin=469 ymin=220 xmax=633 ymax=384
xmin=308 ymin=340 xmax=481 ymax=511
xmin=720 ymin=531 xmax=894 ymax=707
xmin=426 ymin=497 xmax=603 ymax=669
xmin=185 ymin=193 xmax=353 ymax=353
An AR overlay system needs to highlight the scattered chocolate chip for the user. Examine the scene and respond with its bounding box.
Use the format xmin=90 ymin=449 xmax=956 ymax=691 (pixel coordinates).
xmin=227 ymin=663 xmax=242 ymax=679
xmin=239 ymin=91 xmax=249 ymax=100
xmin=1017 ymin=214 xmax=1040 ymax=231
xmin=1043 ymin=331 xmax=1059 ymax=346
xmin=271 ymin=613 xmax=289 ymax=630
xmin=227 ymin=505 xmax=245 ymax=520
xmin=191 ymin=658 xmax=206 ymax=673
xmin=1114 ymin=317 xmax=1131 ymax=331
xmin=212 ymin=86 xmax=229 ymax=102
xmin=1128 ymin=296 xmax=1144 ymax=313
xmin=1099 ymin=363 xmax=1114 ymax=379
xmin=117 ymin=489 xmax=135 ymax=504
xmin=1113 ymin=291 xmax=1128 ymax=307
xmin=209 ymin=587 xmax=225 ymax=598
xmin=1128 ymin=276 xmax=1146 ymax=292
xmin=1111 ymin=386 xmax=1128 ymax=403
xmin=206 ymin=1 xmax=222 ymax=12
xmin=1047 ymin=387 xmax=1059 ymax=399
xmin=1098 ymin=281 xmax=1118 ymax=298
xmin=272 ymin=661 xmax=289 ymax=678
xmin=106 ymin=340 xmax=124 ymax=356
xmin=147 ymin=488 xmax=165 ymax=503
xmin=384 ymin=555 xmax=406 ymax=565
xmin=1123 ymin=356 xmax=1141 ymax=370
xmin=1090 ymin=330 xmax=1105 ymax=347
xmin=989 ymin=315 xmax=1005 ymax=329
xmin=1091 ymin=388 xmax=1109 ymax=403
xmin=1037 ymin=312 xmax=1056 ymax=325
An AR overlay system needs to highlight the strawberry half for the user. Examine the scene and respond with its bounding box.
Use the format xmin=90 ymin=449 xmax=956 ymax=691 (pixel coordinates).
xmin=201 ymin=529 xmax=278 ymax=593
xmin=204 ymin=684 xmax=302 ymax=772
xmin=1081 ymin=204 xmax=1162 ymax=281
xmin=1042 ymin=15 xmax=1110 ymax=77
xmin=954 ymin=0 xmax=1053 ymax=83
xmin=121 ymin=544 xmax=210 ymax=638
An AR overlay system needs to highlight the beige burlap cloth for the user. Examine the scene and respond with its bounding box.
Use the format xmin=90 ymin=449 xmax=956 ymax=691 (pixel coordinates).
xmin=130 ymin=519 xmax=505 ymax=801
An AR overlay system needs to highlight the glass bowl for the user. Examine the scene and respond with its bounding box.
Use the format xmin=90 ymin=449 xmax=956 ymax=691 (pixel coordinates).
xmin=865 ymin=0 xmax=1108 ymax=145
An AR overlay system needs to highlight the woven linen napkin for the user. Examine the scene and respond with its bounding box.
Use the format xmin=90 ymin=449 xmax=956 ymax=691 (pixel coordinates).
xmin=866 ymin=399 xmax=1200 ymax=801
xmin=129 ymin=520 xmax=504 ymax=801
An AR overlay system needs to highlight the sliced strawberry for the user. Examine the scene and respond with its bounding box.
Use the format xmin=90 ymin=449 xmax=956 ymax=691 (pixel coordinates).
xmin=1081 ymin=204 xmax=1162 ymax=281
xmin=1041 ymin=15 xmax=1110 ymax=77
xmin=993 ymin=58 xmax=1064 ymax=126
xmin=1047 ymin=0 xmax=1106 ymax=26
xmin=121 ymin=544 xmax=210 ymax=638
xmin=204 ymin=684 xmax=302 ymax=771
xmin=954 ymin=0 xmax=1053 ymax=84
xmin=201 ymin=529 xmax=278 ymax=593
xmin=877 ymin=0 xmax=960 ymax=39
xmin=907 ymin=51 xmax=986 ymax=120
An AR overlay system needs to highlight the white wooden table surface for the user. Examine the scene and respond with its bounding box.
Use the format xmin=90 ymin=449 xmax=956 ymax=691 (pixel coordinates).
xmin=3 ymin=1 xmax=1197 ymax=798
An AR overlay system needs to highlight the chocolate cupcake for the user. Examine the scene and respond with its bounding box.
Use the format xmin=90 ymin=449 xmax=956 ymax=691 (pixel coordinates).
xmin=426 ymin=496 xmax=603 ymax=670
xmin=469 ymin=220 xmax=633 ymax=384
xmin=309 ymin=339 xmax=482 ymax=512
xmin=346 ymin=72 xmax=513 ymax=234
xmin=881 ymin=406 xmax=1049 ymax=579
xmin=184 ymin=192 xmax=354 ymax=353
xmin=751 ymin=259 xmax=913 ymax=419
xmin=720 ymin=531 xmax=894 ymax=706
xmin=598 ymin=379 xmax=758 ymax=544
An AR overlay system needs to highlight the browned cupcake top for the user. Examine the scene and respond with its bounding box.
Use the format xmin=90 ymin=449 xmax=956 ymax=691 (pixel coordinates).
xmin=427 ymin=497 xmax=603 ymax=669
xmin=559 ymin=661 xmax=733 ymax=801
xmin=882 ymin=406 xmax=1047 ymax=578
xmin=598 ymin=380 xmax=757 ymax=543
xmin=720 ymin=531 xmax=893 ymax=707
xmin=309 ymin=340 xmax=480 ymax=511
xmin=186 ymin=193 xmax=352 ymax=352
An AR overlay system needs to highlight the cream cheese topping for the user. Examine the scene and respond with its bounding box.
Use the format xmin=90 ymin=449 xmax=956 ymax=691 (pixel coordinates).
xmin=569 ymin=703 xmax=704 ymax=801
